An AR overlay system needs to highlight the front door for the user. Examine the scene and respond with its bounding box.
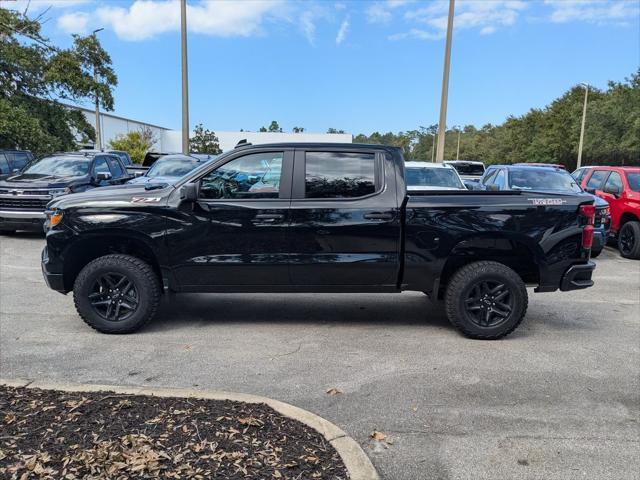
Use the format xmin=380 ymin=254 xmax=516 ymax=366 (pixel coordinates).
xmin=288 ymin=148 xmax=401 ymax=287
xmin=170 ymin=149 xmax=293 ymax=287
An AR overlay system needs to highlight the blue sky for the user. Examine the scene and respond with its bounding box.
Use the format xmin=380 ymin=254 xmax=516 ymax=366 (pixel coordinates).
xmin=4 ymin=0 xmax=639 ymax=134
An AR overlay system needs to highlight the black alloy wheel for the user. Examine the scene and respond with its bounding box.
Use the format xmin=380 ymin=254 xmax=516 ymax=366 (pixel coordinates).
xmin=463 ymin=280 xmax=513 ymax=328
xmin=88 ymin=272 xmax=139 ymax=322
xmin=620 ymin=226 xmax=635 ymax=255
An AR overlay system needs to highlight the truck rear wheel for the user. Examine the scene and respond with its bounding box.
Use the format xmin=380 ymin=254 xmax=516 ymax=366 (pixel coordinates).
xmin=618 ymin=221 xmax=640 ymax=259
xmin=445 ymin=261 xmax=528 ymax=340
xmin=73 ymin=254 xmax=161 ymax=334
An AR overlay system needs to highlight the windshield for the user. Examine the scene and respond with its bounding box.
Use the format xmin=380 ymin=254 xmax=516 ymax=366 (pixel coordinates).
xmin=406 ymin=167 xmax=464 ymax=189
xmin=23 ymin=156 xmax=89 ymax=176
xmin=627 ymin=172 xmax=640 ymax=192
xmin=509 ymin=168 xmax=582 ymax=193
xmin=448 ymin=163 xmax=484 ymax=176
xmin=147 ymin=158 xmax=201 ymax=178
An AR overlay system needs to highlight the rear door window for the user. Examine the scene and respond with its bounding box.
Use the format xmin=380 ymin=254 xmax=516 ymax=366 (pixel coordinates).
xmin=304 ymin=151 xmax=376 ymax=198
xmin=586 ymin=170 xmax=608 ymax=190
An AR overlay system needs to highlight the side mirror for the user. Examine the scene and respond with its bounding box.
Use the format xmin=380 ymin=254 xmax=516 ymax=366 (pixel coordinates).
xmin=584 ymin=187 xmax=596 ymax=194
xmin=12 ymin=168 xmax=20 ymax=173
xmin=180 ymin=182 xmax=198 ymax=201
xmin=604 ymin=185 xmax=621 ymax=197
xmin=464 ymin=180 xmax=478 ymax=190
xmin=95 ymin=172 xmax=112 ymax=183
xmin=486 ymin=184 xmax=500 ymax=192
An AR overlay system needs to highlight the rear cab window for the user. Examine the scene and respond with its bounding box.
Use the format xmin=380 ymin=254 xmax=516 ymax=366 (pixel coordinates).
xmin=304 ymin=151 xmax=377 ymax=199
xmin=107 ymin=157 xmax=125 ymax=178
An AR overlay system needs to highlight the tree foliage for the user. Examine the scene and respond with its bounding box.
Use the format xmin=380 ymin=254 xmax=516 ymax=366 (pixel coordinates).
xmin=355 ymin=71 xmax=639 ymax=169
xmin=0 ymin=7 xmax=117 ymax=155
xmin=190 ymin=123 xmax=221 ymax=154
xmin=108 ymin=127 xmax=156 ymax=164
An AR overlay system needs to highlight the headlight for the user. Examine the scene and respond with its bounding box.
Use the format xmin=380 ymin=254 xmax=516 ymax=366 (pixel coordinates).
xmin=48 ymin=188 xmax=68 ymax=197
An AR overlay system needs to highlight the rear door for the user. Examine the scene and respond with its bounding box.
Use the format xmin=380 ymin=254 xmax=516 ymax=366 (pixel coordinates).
xmin=288 ymin=148 xmax=401 ymax=287
xmin=600 ymin=170 xmax=624 ymax=230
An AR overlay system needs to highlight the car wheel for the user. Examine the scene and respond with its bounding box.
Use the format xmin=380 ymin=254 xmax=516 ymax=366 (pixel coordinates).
xmin=445 ymin=261 xmax=528 ymax=340
xmin=73 ymin=254 xmax=161 ymax=333
xmin=591 ymin=248 xmax=603 ymax=258
xmin=618 ymin=221 xmax=640 ymax=259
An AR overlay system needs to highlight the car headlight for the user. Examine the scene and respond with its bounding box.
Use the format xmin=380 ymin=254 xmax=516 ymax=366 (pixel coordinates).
xmin=49 ymin=188 xmax=69 ymax=197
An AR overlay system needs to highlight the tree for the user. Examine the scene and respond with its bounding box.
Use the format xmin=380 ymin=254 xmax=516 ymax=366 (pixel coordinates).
xmin=327 ymin=128 xmax=345 ymax=134
xmin=190 ymin=123 xmax=222 ymax=154
xmin=293 ymin=126 xmax=305 ymax=133
xmin=268 ymin=121 xmax=282 ymax=132
xmin=0 ymin=7 xmax=117 ymax=154
xmin=109 ymin=127 xmax=156 ymax=164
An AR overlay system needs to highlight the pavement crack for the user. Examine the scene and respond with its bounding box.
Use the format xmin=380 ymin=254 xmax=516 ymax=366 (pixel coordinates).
xmin=270 ymin=343 xmax=302 ymax=359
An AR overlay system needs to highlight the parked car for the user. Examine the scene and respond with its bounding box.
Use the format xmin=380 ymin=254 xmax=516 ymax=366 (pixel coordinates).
xmin=42 ymin=143 xmax=597 ymax=338
xmin=128 ymin=154 xmax=215 ymax=186
xmin=0 ymin=152 xmax=130 ymax=233
xmin=477 ymin=165 xmax=610 ymax=257
xmin=405 ymin=162 xmax=466 ymax=191
xmin=443 ymin=160 xmax=485 ymax=180
xmin=79 ymin=149 xmax=132 ymax=166
xmin=514 ymin=162 xmax=566 ymax=170
xmin=0 ymin=149 xmax=33 ymax=178
xmin=576 ymin=166 xmax=640 ymax=259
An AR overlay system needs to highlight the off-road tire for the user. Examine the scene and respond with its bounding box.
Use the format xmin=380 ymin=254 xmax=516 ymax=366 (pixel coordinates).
xmin=445 ymin=261 xmax=528 ymax=340
xmin=618 ymin=221 xmax=640 ymax=259
xmin=73 ymin=254 xmax=161 ymax=334
xmin=591 ymin=248 xmax=603 ymax=258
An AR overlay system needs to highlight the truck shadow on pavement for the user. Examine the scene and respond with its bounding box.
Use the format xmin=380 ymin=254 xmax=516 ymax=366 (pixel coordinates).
xmin=147 ymin=292 xmax=453 ymax=333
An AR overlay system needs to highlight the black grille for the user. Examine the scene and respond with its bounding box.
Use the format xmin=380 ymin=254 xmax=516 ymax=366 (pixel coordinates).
xmin=0 ymin=197 xmax=49 ymax=210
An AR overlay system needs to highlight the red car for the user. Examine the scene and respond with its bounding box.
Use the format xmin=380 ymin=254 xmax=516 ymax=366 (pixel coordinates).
xmin=573 ymin=166 xmax=640 ymax=259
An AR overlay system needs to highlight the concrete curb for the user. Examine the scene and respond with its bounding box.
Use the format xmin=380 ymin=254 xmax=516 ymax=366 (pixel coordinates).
xmin=1 ymin=378 xmax=379 ymax=480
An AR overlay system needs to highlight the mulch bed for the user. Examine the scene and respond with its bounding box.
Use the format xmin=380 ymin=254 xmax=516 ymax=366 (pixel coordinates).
xmin=0 ymin=386 xmax=348 ymax=479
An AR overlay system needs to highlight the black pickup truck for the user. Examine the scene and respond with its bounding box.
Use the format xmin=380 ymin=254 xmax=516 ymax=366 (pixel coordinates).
xmin=41 ymin=143 xmax=597 ymax=339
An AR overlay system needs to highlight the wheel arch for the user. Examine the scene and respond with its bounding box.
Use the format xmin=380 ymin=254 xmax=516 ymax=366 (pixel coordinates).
xmin=436 ymin=234 xmax=541 ymax=299
xmin=62 ymin=231 xmax=163 ymax=292
xmin=619 ymin=212 xmax=639 ymax=228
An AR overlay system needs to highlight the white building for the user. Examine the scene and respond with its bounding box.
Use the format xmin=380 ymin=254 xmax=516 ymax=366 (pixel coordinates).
xmin=76 ymin=106 xmax=352 ymax=153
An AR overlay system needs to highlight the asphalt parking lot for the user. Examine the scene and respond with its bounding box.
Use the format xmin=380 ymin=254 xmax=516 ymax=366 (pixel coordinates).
xmin=1 ymin=233 xmax=639 ymax=480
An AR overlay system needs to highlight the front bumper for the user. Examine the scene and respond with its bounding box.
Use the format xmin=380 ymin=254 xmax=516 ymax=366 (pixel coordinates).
xmin=41 ymin=246 xmax=66 ymax=293
xmin=0 ymin=210 xmax=46 ymax=232
xmin=560 ymin=261 xmax=596 ymax=291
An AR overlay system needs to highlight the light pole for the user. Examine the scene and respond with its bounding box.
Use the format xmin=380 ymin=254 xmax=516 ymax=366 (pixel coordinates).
xmin=456 ymin=127 xmax=461 ymax=160
xmin=180 ymin=0 xmax=190 ymax=155
xmin=435 ymin=0 xmax=455 ymax=163
xmin=92 ymin=27 xmax=104 ymax=150
xmin=431 ymin=133 xmax=436 ymax=162
xmin=576 ymin=82 xmax=589 ymax=169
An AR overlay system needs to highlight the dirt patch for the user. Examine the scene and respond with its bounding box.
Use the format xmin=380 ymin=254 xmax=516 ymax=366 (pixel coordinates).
xmin=0 ymin=385 xmax=348 ymax=479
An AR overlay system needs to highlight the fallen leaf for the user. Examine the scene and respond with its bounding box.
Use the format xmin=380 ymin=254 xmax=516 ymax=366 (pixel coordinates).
xmin=326 ymin=388 xmax=342 ymax=396
xmin=370 ymin=431 xmax=387 ymax=441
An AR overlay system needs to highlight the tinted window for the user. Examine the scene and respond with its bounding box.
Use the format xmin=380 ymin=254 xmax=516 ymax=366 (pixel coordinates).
xmin=448 ymin=163 xmax=484 ymax=176
xmin=603 ymin=172 xmax=622 ymax=193
xmin=108 ymin=157 xmax=125 ymax=178
xmin=626 ymin=172 xmax=640 ymax=192
xmin=12 ymin=152 xmax=30 ymax=170
xmin=23 ymin=156 xmax=90 ymax=176
xmin=406 ymin=167 xmax=464 ymax=189
xmin=572 ymin=168 xmax=586 ymax=182
xmin=586 ymin=170 xmax=608 ymax=190
xmin=305 ymin=151 xmax=375 ymax=198
xmin=494 ymin=170 xmax=506 ymax=189
xmin=199 ymin=152 xmax=283 ymax=199
xmin=147 ymin=157 xmax=201 ymax=178
xmin=509 ymin=168 xmax=582 ymax=193
xmin=0 ymin=154 xmax=10 ymax=174
xmin=93 ymin=157 xmax=111 ymax=176
xmin=111 ymin=151 xmax=131 ymax=165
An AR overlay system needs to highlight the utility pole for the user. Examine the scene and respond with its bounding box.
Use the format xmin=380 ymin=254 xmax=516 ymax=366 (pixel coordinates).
xmin=435 ymin=0 xmax=455 ymax=163
xmin=180 ymin=0 xmax=190 ymax=155
xmin=92 ymin=28 xmax=104 ymax=150
xmin=456 ymin=128 xmax=461 ymax=160
xmin=576 ymin=83 xmax=589 ymax=169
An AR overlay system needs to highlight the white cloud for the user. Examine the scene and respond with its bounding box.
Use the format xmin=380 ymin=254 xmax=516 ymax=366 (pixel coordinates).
xmin=365 ymin=0 xmax=412 ymax=24
xmin=1 ymin=0 xmax=91 ymax=13
xmin=544 ymin=0 xmax=639 ymax=25
xmin=392 ymin=0 xmax=527 ymax=40
xmin=56 ymin=11 xmax=90 ymax=34
xmin=336 ymin=14 xmax=349 ymax=44
xmin=300 ymin=10 xmax=317 ymax=45
xmin=84 ymin=0 xmax=284 ymax=41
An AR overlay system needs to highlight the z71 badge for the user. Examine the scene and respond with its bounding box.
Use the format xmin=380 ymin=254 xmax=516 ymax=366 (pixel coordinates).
xmin=131 ymin=196 xmax=162 ymax=204
xmin=528 ymin=198 xmax=567 ymax=206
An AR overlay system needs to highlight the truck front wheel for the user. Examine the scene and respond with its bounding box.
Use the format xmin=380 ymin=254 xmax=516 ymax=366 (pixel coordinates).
xmin=445 ymin=261 xmax=528 ymax=340
xmin=73 ymin=254 xmax=161 ymax=334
